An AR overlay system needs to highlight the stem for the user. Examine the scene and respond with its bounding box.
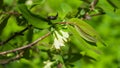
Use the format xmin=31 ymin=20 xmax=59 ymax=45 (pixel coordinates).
xmin=0 ymin=32 xmax=51 ymax=55
xmin=0 ymin=25 xmax=31 ymax=46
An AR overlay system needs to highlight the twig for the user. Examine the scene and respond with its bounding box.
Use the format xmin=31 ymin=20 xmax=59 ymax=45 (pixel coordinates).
xmin=0 ymin=51 xmax=24 ymax=65
xmin=82 ymin=12 xmax=91 ymax=20
xmin=82 ymin=12 xmax=105 ymax=20
xmin=90 ymin=0 xmax=99 ymax=10
xmin=0 ymin=11 xmax=21 ymax=16
xmin=0 ymin=32 xmax=51 ymax=55
xmin=0 ymin=25 xmax=32 ymax=46
xmin=57 ymin=63 xmax=63 ymax=68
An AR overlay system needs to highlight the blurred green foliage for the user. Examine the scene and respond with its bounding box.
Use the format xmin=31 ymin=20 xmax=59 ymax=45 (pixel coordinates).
xmin=0 ymin=0 xmax=120 ymax=68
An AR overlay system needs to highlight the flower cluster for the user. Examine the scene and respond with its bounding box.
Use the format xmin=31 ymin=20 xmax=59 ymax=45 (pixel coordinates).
xmin=53 ymin=30 xmax=69 ymax=49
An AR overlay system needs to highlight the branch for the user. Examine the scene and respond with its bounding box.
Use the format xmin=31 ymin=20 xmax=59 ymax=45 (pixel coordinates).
xmin=81 ymin=12 xmax=105 ymax=20
xmin=0 ymin=11 xmax=21 ymax=16
xmin=0 ymin=25 xmax=32 ymax=46
xmin=0 ymin=32 xmax=51 ymax=55
xmin=0 ymin=51 xmax=24 ymax=65
xmin=90 ymin=0 xmax=99 ymax=10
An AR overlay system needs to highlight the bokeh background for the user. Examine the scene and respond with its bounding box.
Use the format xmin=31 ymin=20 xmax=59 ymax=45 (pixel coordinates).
xmin=0 ymin=0 xmax=120 ymax=68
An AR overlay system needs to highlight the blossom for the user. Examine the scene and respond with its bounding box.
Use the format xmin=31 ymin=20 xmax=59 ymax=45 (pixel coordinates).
xmin=44 ymin=60 xmax=54 ymax=68
xmin=26 ymin=0 xmax=33 ymax=5
xmin=53 ymin=30 xmax=69 ymax=49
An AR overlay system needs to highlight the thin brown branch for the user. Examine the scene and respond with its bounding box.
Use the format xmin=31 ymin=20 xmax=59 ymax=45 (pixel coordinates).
xmin=57 ymin=63 xmax=63 ymax=68
xmin=0 ymin=11 xmax=21 ymax=16
xmin=0 ymin=25 xmax=32 ymax=46
xmin=0 ymin=51 xmax=24 ymax=65
xmin=82 ymin=12 xmax=105 ymax=20
xmin=82 ymin=12 xmax=91 ymax=20
xmin=0 ymin=32 xmax=51 ymax=55
xmin=90 ymin=0 xmax=99 ymax=10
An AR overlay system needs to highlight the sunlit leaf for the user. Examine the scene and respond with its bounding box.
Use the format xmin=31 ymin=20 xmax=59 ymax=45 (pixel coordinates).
xmin=67 ymin=25 xmax=102 ymax=60
xmin=98 ymin=0 xmax=120 ymax=18
xmin=0 ymin=14 xmax=10 ymax=35
xmin=58 ymin=3 xmax=72 ymax=19
xmin=67 ymin=25 xmax=90 ymax=50
xmin=0 ymin=16 xmax=23 ymax=41
xmin=68 ymin=18 xmax=106 ymax=46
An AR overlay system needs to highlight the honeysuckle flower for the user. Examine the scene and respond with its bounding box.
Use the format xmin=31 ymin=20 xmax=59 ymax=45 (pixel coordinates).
xmin=53 ymin=30 xmax=69 ymax=49
xmin=44 ymin=60 xmax=54 ymax=68
xmin=26 ymin=0 xmax=33 ymax=5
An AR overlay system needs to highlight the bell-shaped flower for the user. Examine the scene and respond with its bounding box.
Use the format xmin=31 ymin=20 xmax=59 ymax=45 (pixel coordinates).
xmin=53 ymin=30 xmax=69 ymax=49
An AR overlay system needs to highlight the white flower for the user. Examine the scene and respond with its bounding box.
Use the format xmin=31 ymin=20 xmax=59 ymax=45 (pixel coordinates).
xmin=60 ymin=30 xmax=69 ymax=42
xmin=26 ymin=0 xmax=33 ymax=5
xmin=44 ymin=60 xmax=54 ymax=68
xmin=53 ymin=30 xmax=69 ymax=49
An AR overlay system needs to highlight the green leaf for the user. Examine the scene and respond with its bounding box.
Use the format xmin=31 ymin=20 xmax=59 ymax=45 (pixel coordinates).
xmin=98 ymin=0 xmax=120 ymax=18
xmin=68 ymin=25 xmax=90 ymax=50
xmin=56 ymin=3 xmax=72 ymax=19
xmin=67 ymin=25 xmax=102 ymax=60
xmin=18 ymin=4 xmax=50 ymax=29
xmin=107 ymin=0 xmax=120 ymax=9
xmin=68 ymin=18 xmax=106 ymax=46
xmin=68 ymin=53 xmax=82 ymax=63
xmin=75 ymin=25 xmax=97 ymax=43
xmin=0 ymin=14 xmax=10 ymax=35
